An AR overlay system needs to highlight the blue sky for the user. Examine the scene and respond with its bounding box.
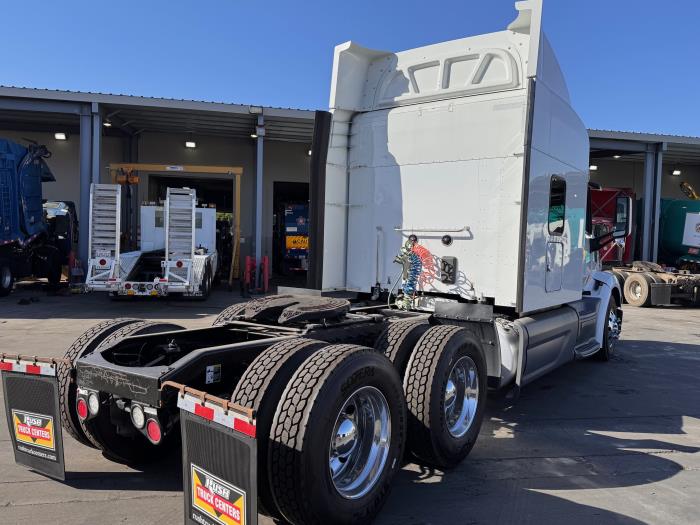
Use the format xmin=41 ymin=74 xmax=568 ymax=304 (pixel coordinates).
xmin=1 ymin=0 xmax=698 ymax=136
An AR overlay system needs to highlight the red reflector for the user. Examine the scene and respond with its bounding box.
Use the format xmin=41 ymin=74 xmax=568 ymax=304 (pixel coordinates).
xmin=146 ymin=419 xmax=162 ymax=443
xmin=194 ymin=403 xmax=214 ymax=421
xmin=176 ymin=260 xmax=183 ymax=268
xmin=0 ymin=362 xmax=13 ymax=371
xmin=234 ymin=418 xmax=256 ymax=438
xmin=76 ymin=398 xmax=88 ymax=420
xmin=159 ymin=278 xmax=168 ymax=282
xmin=99 ymin=259 xmax=107 ymax=266
xmin=25 ymin=364 xmax=41 ymax=375
xmin=124 ymin=283 xmax=132 ymax=289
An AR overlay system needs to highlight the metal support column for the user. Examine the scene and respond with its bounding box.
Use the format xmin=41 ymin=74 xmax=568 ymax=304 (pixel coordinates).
xmin=641 ymin=148 xmax=655 ymax=261
xmin=78 ymin=106 xmax=92 ymax=274
xmin=91 ymin=102 xmax=101 ymax=185
xmin=130 ymin=135 xmax=140 ymax=250
xmin=254 ymin=114 xmax=264 ymax=285
xmin=651 ymin=143 xmax=666 ymax=262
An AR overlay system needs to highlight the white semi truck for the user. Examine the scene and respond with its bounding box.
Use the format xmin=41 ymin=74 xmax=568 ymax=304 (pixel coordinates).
xmin=1 ymin=2 xmax=629 ymax=524
xmin=85 ymin=184 xmax=217 ymax=298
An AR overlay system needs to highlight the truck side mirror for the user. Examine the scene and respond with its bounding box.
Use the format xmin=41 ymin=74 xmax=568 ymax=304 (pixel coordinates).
xmin=613 ymin=196 xmax=633 ymax=239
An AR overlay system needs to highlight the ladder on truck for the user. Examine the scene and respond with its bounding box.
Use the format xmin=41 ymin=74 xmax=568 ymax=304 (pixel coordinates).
xmin=163 ymin=187 xmax=196 ymax=288
xmin=86 ymin=184 xmax=121 ymax=285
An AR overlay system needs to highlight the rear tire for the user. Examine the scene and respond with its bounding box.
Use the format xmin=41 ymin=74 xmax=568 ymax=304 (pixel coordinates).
xmin=404 ymin=325 xmax=487 ymax=468
xmin=611 ymin=270 xmax=627 ymax=296
xmin=79 ymin=321 xmax=184 ymax=463
xmin=374 ymin=319 xmax=430 ymax=376
xmin=231 ymin=338 xmax=327 ymax=517
xmin=58 ymin=318 xmax=142 ymax=446
xmin=623 ymin=273 xmax=653 ymax=307
xmin=197 ymin=262 xmax=212 ymax=300
xmin=212 ymin=301 xmax=248 ymax=325
xmin=0 ymin=260 xmax=13 ymax=297
xmin=269 ymin=345 xmax=406 ymax=525
xmin=46 ymin=250 xmax=62 ymax=289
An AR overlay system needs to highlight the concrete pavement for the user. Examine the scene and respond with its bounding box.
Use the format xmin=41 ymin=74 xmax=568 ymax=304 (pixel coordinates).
xmin=1 ymin=285 xmax=698 ymax=524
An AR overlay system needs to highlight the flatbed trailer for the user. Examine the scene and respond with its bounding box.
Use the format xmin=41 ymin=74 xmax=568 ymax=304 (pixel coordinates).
xmin=85 ymin=185 xmax=217 ymax=298
xmin=2 ymin=2 xmax=630 ymax=524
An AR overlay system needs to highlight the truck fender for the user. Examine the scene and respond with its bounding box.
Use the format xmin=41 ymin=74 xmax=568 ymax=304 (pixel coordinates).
xmin=591 ymin=270 xmax=620 ymax=347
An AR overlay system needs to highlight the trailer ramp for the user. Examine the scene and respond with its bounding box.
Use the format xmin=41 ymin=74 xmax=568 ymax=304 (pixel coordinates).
xmin=164 ymin=187 xmax=196 ymax=287
xmin=86 ymin=183 xmax=121 ymax=287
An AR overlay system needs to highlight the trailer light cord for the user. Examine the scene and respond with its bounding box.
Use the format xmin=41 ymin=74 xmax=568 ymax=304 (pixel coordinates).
xmin=393 ymin=240 xmax=422 ymax=310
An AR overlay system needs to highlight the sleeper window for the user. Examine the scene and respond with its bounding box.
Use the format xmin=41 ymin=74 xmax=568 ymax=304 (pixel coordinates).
xmin=548 ymin=176 xmax=566 ymax=236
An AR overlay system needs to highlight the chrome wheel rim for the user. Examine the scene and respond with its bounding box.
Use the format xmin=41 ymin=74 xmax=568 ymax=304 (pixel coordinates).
xmin=329 ymin=386 xmax=391 ymax=500
xmin=607 ymin=307 xmax=621 ymax=351
xmin=444 ymin=356 xmax=479 ymax=438
xmin=1 ymin=266 xmax=10 ymax=289
xmin=631 ymin=282 xmax=642 ymax=300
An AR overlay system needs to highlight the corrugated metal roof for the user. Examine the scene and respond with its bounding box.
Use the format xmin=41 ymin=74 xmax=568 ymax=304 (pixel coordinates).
xmin=0 ymin=85 xmax=316 ymax=142
xmin=589 ymin=129 xmax=700 ymax=145
xmin=0 ymin=85 xmax=316 ymax=115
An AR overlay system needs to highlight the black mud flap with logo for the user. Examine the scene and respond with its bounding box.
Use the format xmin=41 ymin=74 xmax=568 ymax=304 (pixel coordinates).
xmin=1 ymin=359 xmax=66 ymax=480
xmin=177 ymin=390 xmax=257 ymax=525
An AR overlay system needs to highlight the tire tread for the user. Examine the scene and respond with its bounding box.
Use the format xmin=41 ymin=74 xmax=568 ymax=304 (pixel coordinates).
xmin=58 ymin=318 xmax=141 ymax=445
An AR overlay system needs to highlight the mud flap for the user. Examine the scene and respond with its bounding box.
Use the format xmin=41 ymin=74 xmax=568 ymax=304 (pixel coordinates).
xmin=1 ymin=359 xmax=66 ymax=480
xmin=650 ymin=283 xmax=672 ymax=306
xmin=177 ymin=391 xmax=257 ymax=525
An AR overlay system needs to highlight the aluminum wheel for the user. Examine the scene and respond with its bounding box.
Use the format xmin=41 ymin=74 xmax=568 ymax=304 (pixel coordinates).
xmin=1 ymin=266 xmax=10 ymax=289
xmin=630 ymin=282 xmax=642 ymax=300
xmin=607 ymin=307 xmax=621 ymax=351
xmin=444 ymin=356 xmax=479 ymax=438
xmin=328 ymin=386 xmax=391 ymax=500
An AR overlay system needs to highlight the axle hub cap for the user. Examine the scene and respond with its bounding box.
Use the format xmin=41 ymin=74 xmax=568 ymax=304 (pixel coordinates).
xmin=444 ymin=356 xmax=479 ymax=438
xmin=329 ymin=386 xmax=391 ymax=500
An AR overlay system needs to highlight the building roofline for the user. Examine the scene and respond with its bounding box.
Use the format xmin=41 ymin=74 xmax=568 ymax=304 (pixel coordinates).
xmin=588 ymin=129 xmax=700 ymax=146
xmin=0 ymin=86 xmax=316 ymax=120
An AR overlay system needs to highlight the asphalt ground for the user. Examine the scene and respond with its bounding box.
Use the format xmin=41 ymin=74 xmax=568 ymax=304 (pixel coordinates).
xmin=1 ymin=283 xmax=698 ymax=524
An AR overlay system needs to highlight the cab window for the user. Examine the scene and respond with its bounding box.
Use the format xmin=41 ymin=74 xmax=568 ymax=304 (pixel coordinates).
xmin=548 ymin=175 xmax=566 ymax=236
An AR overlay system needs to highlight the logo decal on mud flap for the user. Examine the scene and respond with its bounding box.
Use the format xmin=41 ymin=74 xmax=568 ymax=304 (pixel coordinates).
xmin=191 ymin=463 xmax=245 ymax=525
xmin=12 ymin=410 xmax=56 ymax=451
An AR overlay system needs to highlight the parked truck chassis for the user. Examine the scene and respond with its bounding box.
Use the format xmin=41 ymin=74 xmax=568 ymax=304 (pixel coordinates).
xmin=612 ymin=261 xmax=700 ymax=307
xmin=1 ymin=290 xmax=621 ymax=525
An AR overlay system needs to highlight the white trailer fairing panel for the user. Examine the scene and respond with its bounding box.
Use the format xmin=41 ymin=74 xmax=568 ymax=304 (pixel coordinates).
xmin=322 ymin=0 xmax=589 ymax=315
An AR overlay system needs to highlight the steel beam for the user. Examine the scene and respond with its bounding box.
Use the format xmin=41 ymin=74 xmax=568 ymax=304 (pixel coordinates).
xmin=254 ymin=115 xmax=264 ymax=284
xmin=78 ymin=108 xmax=92 ymax=274
xmin=91 ymin=103 xmax=101 ymax=185
xmin=641 ymin=149 xmax=655 ymax=261
xmin=0 ymin=97 xmax=83 ymax=115
xmin=651 ymin=144 xmax=666 ymax=262
xmin=589 ymin=138 xmax=649 ymax=153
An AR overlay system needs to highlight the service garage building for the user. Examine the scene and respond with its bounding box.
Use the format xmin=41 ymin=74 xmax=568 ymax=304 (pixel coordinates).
xmin=0 ymin=86 xmax=316 ymax=280
xmin=3 ymin=85 xmax=700 ymax=281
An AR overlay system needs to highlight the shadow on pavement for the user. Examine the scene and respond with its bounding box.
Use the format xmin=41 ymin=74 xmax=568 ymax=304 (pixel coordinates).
xmin=378 ymin=337 xmax=700 ymax=524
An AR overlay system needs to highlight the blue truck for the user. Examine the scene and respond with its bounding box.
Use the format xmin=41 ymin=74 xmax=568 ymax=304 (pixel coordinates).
xmin=0 ymin=138 xmax=76 ymax=296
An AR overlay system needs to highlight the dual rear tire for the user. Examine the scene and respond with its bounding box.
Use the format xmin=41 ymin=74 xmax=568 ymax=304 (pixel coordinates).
xmin=59 ymin=319 xmax=184 ymax=463
xmin=232 ymin=319 xmax=487 ymax=524
xmin=623 ymin=272 xmax=654 ymax=306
